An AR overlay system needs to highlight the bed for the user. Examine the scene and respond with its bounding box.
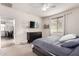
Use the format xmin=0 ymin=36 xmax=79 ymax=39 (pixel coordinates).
xmin=32 ymin=35 xmax=79 ymax=56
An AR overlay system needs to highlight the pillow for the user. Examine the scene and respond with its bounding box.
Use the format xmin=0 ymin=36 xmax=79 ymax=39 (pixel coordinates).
xmin=61 ymin=38 xmax=79 ymax=48
xmin=59 ymin=34 xmax=77 ymax=43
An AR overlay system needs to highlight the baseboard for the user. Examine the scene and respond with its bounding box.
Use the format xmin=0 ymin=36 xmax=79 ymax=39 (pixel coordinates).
xmin=14 ymin=41 xmax=27 ymax=45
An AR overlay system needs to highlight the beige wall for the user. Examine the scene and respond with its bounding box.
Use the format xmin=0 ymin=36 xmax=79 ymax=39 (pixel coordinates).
xmin=42 ymin=18 xmax=50 ymax=37
xmin=0 ymin=5 xmax=43 ymax=44
xmin=43 ymin=7 xmax=79 ymax=37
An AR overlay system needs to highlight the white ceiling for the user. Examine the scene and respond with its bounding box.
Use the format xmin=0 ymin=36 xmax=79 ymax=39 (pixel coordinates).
xmin=12 ymin=3 xmax=79 ymax=17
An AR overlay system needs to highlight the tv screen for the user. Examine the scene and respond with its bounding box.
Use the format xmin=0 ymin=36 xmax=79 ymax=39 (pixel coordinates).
xmin=30 ymin=21 xmax=35 ymax=28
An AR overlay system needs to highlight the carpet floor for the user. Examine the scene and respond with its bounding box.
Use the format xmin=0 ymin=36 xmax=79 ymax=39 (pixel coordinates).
xmin=0 ymin=44 xmax=37 ymax=56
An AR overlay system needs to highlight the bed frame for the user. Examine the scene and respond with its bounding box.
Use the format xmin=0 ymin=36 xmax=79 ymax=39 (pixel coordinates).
xmin=32 ymin=45 xmax=54 ymax=56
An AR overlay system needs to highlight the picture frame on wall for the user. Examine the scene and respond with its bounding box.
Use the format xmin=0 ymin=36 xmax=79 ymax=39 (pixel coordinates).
xmin=43 ymin=24 xmax=49 ymax=29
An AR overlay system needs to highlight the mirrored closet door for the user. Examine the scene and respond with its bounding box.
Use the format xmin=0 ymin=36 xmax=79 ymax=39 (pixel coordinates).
xmin=0 ymin=16 xmax=15 ymax=47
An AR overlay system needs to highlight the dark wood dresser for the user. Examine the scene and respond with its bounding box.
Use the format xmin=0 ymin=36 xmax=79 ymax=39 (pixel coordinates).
xmin=27 ymin=32 xmax=42 ymax=43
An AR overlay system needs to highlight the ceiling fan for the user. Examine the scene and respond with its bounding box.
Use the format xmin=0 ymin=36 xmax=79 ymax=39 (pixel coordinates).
xmin=41 ymin=3 xmax=56 ymax=11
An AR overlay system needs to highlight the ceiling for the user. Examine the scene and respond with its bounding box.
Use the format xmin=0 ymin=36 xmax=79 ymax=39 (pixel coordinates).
xmin=12 ymin=3 xmax=79 ymax=17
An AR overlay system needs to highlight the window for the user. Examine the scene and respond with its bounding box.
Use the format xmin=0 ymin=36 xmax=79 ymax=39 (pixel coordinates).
xmin=50 ymin=16 xmax=64 ymax=35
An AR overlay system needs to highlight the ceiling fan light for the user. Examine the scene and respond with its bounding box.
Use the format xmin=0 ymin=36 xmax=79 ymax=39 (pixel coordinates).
xmin=42 ymin=4 xmax=49 ymax=11
xmin=41 ymin=3 xmax=56 ymax=11
xmin=42 ymin=7 xmax=47 ymax=11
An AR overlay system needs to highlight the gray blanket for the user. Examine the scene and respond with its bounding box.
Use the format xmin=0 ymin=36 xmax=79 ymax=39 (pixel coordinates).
xmin=32 ymin=37 xmax=72 ymax=56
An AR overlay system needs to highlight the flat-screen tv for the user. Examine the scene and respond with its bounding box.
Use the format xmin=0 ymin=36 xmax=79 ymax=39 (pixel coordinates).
xmin=30 ymin=21 xmax=35 ymax=28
